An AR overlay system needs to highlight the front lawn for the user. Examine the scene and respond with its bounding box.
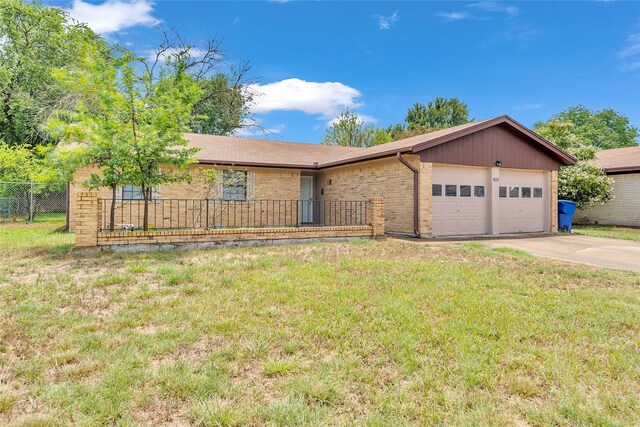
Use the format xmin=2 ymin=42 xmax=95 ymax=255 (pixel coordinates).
xmin=573 ymin=223 xmax=640 ymax=242
xmin=1 ymin=218 xmax=639 ymax=426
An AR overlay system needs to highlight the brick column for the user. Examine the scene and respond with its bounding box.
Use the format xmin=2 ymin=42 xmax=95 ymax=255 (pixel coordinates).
xmin=369 ymin=197 xmax=385 ymax=237
xmin=418 ymin=162 xmax=432 ymax=237
xmin=76 ymin=192 xmax=99 ymax=247
xmin=550 ymin=170 xmax=558 ymax=233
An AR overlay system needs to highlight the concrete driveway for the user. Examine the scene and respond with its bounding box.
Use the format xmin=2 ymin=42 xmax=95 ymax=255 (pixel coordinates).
xmin=480 ymin=234 xmax=640 ymax=273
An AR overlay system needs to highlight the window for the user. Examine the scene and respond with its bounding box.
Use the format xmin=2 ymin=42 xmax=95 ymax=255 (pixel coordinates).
xmin=432 ymin=184 xmax=442 ymax=197
xmin=533 ymin=187 xmax=543 ymax=198
xmin=222 ymin=170 xmax=247 ymax=201
xmin=445 ymin=185 xmax=457 ymax=197
xmin=499 ymin=186 xmax=507 ymax=198
xmin=522 ymin=187 xmax=532 ymax=198
xmin=509 ymin=187 xmax=520 ymax=198
xmin=460 ymin=185 xmax=471 ymax=197
xmin=474 ymin=186 xmax=485 ymax=197
xmin=121 ymin=185 xmax=158 ymax=200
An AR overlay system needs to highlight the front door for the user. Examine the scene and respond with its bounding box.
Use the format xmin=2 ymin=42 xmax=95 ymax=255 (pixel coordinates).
xmin=300 ymin=176 xmax=313 ymax=223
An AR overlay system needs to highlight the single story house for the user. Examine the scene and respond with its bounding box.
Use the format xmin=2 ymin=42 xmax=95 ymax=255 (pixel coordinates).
xmin=574 ymin=145 xmax=640 ymax=227
xmin=68 ymin=115 xmax=576 ymax=237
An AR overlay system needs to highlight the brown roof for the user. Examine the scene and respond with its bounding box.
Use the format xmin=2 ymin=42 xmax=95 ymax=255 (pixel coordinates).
xmin=184 ymin=133 xmax=360 ymax=168
xmin=185 ymin=115 xmax=576 ymax=169
xmin=595 ymin=146 xmax=640 ymax=173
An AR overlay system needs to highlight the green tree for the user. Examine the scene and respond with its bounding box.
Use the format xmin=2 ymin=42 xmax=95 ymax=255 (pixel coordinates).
xmin=405 ymin=97 xmax=470 ymax=130
xmin=0 ymin=141 xmax=34 ymax=182
xmin=557 ymin=161 xmax=613 ymax=209
xmin=534 ymin=106 xmax=638 ymax=150
xmin=50 ymin=47 xmax=201 ymax=231
xmin=120 ymin=53 xmax=201 ymax=230
xmin=534 ymin=114 xmax=616 ymax=209
xmin=48 ymin=47 xmax=130 ymax=231
xmin=0 ymin=0 xmax=103 ymax=147
xmin=322 ymin=109 xmax=390 ymax=147
xmin=191 ymin=69 xmax=254 ymax=136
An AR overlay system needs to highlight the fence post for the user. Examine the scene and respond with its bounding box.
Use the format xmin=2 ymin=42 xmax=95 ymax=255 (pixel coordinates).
xmin=369 ymin=197 xmax=385 ymax=237
xmin=29 ymin=180 xmax=34 ymax=222
xmin=76 ymin=192 xmax=99 ymax=248
xmin=206 ymin=199 xmax=209 ymax=229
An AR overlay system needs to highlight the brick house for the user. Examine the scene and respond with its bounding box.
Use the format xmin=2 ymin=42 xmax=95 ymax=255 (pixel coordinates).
xmin=574 ymin=146 xmax=640 ymax=227
xmin=68 ymin=115 xmax=576 ymax=238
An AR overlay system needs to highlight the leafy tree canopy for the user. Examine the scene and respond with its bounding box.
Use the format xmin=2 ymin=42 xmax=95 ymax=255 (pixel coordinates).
xmin=49 ymin=44 xmax=201 ymax=230
xmin=532 ymin=106 xmax=631 ymax=209
xmin=534 ymin=105 xmax=639 ymax=150
xmin=322 ymin=109 xmax=391 ymax=148
xmin=191 ymin=69 xmax=255 ymax=136
xmin=0 ymin=0 xmax=105 ymax=147
xmin=405 ymin=97 xmax=470 ymax=130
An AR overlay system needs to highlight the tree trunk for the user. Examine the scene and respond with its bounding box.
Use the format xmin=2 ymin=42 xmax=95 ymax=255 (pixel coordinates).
xmin=142 ymin=184 xmax=149 ymax=231
xmin=109 ymin=184 xmax=117 ymax=231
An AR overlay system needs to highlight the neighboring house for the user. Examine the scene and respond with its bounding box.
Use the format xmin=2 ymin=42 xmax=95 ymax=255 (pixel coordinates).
xmin=574 ymin=146 xmax=640 ymax=227
xmin=68 ymin=115 xmax=576 ymax=237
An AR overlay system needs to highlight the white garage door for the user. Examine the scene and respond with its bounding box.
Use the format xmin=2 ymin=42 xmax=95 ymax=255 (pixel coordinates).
xmin=499 ymin=169 xmax=547 ymax=233
xmin=432 ymin=165 xmax=489 ymax=236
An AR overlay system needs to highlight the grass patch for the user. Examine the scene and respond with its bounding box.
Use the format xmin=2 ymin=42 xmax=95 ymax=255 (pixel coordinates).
xmin=263 ymin=359 xmax=298 ymax=377
xmin=573 ymin=224 xmax=640 ymax=241
xmin=1 ymin=218 xmax=640 ymax=425
xmin=458 ymin=242 xmax=533 ymax=258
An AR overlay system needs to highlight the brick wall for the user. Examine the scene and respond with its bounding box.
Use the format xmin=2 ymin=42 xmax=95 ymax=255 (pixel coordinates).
xmin=75 ymin=192 xmax=384 ymax=248
xmin=418 ymin=162 xmax=433 ymax=236
xmin=69 ymin=165 xmax=301 ymax=231
xmin=322 ymin=155 xmax=418 ymax=234
xmin=574 ymin=173 xmax=640 ymax=226
xmin=75 ymin=192 xmax=99 ymax=248
xmin=551 ymin=170 xmax=558 ymax=232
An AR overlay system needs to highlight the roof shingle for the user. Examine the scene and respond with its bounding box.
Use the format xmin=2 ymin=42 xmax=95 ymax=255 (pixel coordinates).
xmin=595 ymin=146 xmax=640 ymax=173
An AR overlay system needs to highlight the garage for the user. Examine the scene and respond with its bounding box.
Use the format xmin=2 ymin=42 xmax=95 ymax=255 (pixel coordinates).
xmin=417 ymin=117 xmax=576 ymax=237
xmin=432 ymin=165 xmax=489 ymax=236
xmin=498 ymin=169 xmax=548 ymax=233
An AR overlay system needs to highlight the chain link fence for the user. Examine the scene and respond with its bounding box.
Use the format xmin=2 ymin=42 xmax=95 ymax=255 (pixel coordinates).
xmin=0 ymin=182 xmax=67 ymax=223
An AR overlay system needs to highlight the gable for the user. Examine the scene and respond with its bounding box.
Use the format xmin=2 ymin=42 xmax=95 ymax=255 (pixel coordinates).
xmin=419 ymin=124 xmax=564 ymax=170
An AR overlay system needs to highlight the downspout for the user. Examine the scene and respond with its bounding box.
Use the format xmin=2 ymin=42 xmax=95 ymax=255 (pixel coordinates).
xmin=396 ymin=152 xmax=420 ymax=237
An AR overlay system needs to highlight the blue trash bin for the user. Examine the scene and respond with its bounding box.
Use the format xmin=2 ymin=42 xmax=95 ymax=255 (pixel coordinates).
xmin=558 ymin=200 xmax=577 ymax=232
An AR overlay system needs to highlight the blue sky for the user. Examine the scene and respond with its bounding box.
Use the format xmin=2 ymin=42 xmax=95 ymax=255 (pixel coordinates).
xmin=49 ymin=1 xmax=640 ymax=144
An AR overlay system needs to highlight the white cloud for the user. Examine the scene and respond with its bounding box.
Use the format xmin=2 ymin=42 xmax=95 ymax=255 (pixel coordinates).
xmin=248 ymin=78 xmax=362 ymax=118
xmin=376 ymin=10 xmax=398 ymax=30
xmin=436 ymin=12 xmax=472 ymax=22
xmin=438 ymin=2 xmax=518 ymax=22
xmin=67 ymin=0 xmax=160 ymax=34
xmin=515 ymin=103 xmax=543 ymax=110
xmin=468 ymin=2 xmax=519 ymax=17
xmin=231 ymin=17 xmax=240 ymax=25
xmin=619 ymin=33 xmax=640 ymax=58
xmin=618 ymin=33 xmax=640 ymax=71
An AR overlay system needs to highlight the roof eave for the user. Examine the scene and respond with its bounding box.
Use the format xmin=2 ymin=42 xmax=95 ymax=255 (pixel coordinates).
xmin=604 ymin=166 xmax=640 ymax=174
xmin=197 ymin=159 xmax=318 ymax=170
xmin=318 ymin=147 xmax=413 ymax=169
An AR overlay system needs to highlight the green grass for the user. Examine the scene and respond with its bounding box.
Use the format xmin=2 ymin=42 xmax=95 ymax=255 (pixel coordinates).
xmin=573 ymin=224 xmax=640 ymax=242
xmin=1 ymin=217 xmax=640 ymax=425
